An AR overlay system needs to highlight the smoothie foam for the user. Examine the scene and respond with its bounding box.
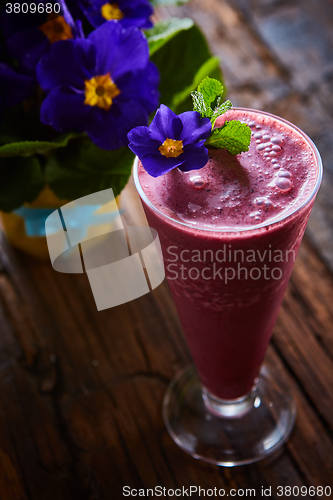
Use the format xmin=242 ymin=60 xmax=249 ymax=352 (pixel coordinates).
xmin=138 ymin=109 xmax=318 ymax=231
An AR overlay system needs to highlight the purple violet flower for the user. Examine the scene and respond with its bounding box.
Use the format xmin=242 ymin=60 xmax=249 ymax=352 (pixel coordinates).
xmin=37 ymin=21 xmax=159 ymax=150
xmin=128 ymin=105 xmax=212 ymax=177
xmin=79 ymin=0 xmax=153 ymax=29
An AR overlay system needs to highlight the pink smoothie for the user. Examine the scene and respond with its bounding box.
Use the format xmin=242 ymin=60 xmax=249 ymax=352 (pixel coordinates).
xmin=135 ymin=108 xmax=321 ymax=399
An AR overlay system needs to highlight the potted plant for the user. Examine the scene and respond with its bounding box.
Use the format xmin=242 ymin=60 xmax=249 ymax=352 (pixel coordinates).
xmin=0 ymin=0 xmax=223 ymax=258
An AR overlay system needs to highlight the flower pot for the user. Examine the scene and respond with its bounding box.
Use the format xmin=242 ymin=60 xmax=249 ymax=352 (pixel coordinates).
xmin=0 ymin=187 xmax=67 ymax=259
xmin=0 ymin=186 xmax=128 ymax=260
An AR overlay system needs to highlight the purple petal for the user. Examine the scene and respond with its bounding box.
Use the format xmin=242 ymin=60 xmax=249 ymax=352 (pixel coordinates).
xmin=6 ymin=28 xmax=49 ymax=72
xmin=149 ymin=104 xmax=183 ymax=142
xmin=138 ymin=153 xmax=184 ymax=178
xmin=37 ymin=39 xmax=96 ymax=91
xmin=128 ymin=126 xmax=161 ymax=157
xmin=178 ymin=111 xmax=212 ymax=145
xmin=82 ymin=0 xmax=153 ymax=29
xmin=128 ymin=122 xmax=185 ymax=177
xmin=178 ymin=143 xmax=209 ymax=172
xmin=88 ymin=21 xmax=149 ymax=80
xmin=116 ymin=62 xmax=159 ymax=115
xmin=40 ymin=87 xmax=91 ymax=132
xmin=88 ymin=98 xmax=149 ymax=150
xmin=117 ymin=0 xmax=153 ymax=29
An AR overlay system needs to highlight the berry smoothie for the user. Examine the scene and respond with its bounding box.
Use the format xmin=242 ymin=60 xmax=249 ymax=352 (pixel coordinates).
xmin=135 ymin=108 xmax=321 ymax=400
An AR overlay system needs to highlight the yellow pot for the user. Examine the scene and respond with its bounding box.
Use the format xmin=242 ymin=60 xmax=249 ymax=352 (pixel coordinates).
xmin=0 ymin=187 xmax=123 ymax=260
xmin=0 ymin=187 xmax=67 ymax=259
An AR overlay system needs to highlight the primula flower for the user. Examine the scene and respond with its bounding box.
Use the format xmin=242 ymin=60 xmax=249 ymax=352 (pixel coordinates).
xmin=37 ymin=21 xmax=159 ymax=150
xmin=128 ymin=105 xmax=212 ymax=177
xmin=78 ymin=0 xmax=153 ymax=29
xmin=0 ymin=1 xmax=80 ymax=72
xmin=0 ymin=63 xmax=35 ymax=110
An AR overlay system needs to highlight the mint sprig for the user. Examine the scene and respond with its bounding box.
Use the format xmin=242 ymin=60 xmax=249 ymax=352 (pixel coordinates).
xmin=210 ymin=99 xmax=232 ymax=126
xmin=206 ymin=120 xmax=252 ymax=155
xmin=192 ymin=77 xmax=228 ymax=126
xmin=191 ymin=91 xmax=211 ymax=118
xmin=198 ymin=77 xmax=223 ymax=107
xmin=191 ymin=77 xmax=251 ymax=155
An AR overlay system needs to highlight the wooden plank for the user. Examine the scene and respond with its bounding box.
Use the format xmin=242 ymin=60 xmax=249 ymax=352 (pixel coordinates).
xmin=266 ymin=347 xmax=333 ymax=486
xmin=291 ymin=243 xmax=333 ymax=357
xmin=0 ymin=310 xmax=74 ymax=499
xmin=0 ymin=1 xmax=332 ymax=495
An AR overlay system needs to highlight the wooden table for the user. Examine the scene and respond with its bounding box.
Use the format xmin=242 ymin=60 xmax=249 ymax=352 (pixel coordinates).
xmin=0 ymin=0 xmax=332 ymax=498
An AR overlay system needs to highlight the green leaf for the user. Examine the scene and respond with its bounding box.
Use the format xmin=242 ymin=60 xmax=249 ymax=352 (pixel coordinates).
xmin=145 ymin=18 xmax=193 ymax=56
xmin=45 ymin=138 xmax=134 ymax=200
xmin=191 ymin=91 xmax=211 ymax=118
xmin=198 ymin=77 xmax=224 ymax=107
xmin=191 ymin=76 xmax=231 ymax=127
xmin=206 ymin=120 xmax=252 ymax=155
xmin=0 ymin=156 xmax=44 ymax=212
xmin=171 ymin=56 xmax=221 ymax=111
xmin=0 ymin=133 xmax=79 ymax=158
xmin=151 ymin=22 xmax=224 ymax=113
xmin=210 ymin=99 xmax=232 ymax=127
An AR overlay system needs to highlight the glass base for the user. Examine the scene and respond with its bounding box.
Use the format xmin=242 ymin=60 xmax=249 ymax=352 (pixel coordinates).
xmin=163 ymin=365 xmax=296 ymax=466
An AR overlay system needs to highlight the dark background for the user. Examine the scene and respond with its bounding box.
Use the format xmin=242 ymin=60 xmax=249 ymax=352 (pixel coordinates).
xmin=0 ymin=1 xmax=332 ymax=499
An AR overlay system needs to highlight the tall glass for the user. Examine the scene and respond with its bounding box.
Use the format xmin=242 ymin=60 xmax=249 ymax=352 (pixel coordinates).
xmin=133 ymin=109 xmax=322 ymax=465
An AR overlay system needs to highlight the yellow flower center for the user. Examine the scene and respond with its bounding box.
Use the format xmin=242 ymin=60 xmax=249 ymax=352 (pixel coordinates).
xmin=39 ymin=16 xmax=73 ymax=44
xmin=159 ymin=138 xmax=184 ymax=158
xmin=84 ymin=73 xmax=121 ymax=111
xmin=101 ymin=3 xmax=124 ymax=21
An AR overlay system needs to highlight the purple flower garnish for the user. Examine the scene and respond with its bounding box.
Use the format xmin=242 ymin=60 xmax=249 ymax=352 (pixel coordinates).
xmin=128 ymin=105 xmax=212 ymax=177
xmin=80 ymin=0 xmax=153 ymax=29
xmin=37 ymin=21 xmax=159 ymax=150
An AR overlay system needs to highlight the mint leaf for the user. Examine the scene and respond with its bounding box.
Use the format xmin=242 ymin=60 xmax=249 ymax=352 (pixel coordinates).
xmin=206 ymin=120 xmax=252 ymax=155
xmin=191 ymin=91 xmax=211 ymax=118
xmin=210 ymin=99 xmax=232 ymax=127
xmin=191 ymin=76 xmax=232 ymax=127
xmin=191 ymin=78 xmax=251 ymax=153
xmin=198 ymin=77 xmax=224 ymax=107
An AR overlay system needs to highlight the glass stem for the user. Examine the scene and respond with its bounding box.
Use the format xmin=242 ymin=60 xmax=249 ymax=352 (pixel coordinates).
xmin=202 ymin=386 xmax=257 ymax=418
